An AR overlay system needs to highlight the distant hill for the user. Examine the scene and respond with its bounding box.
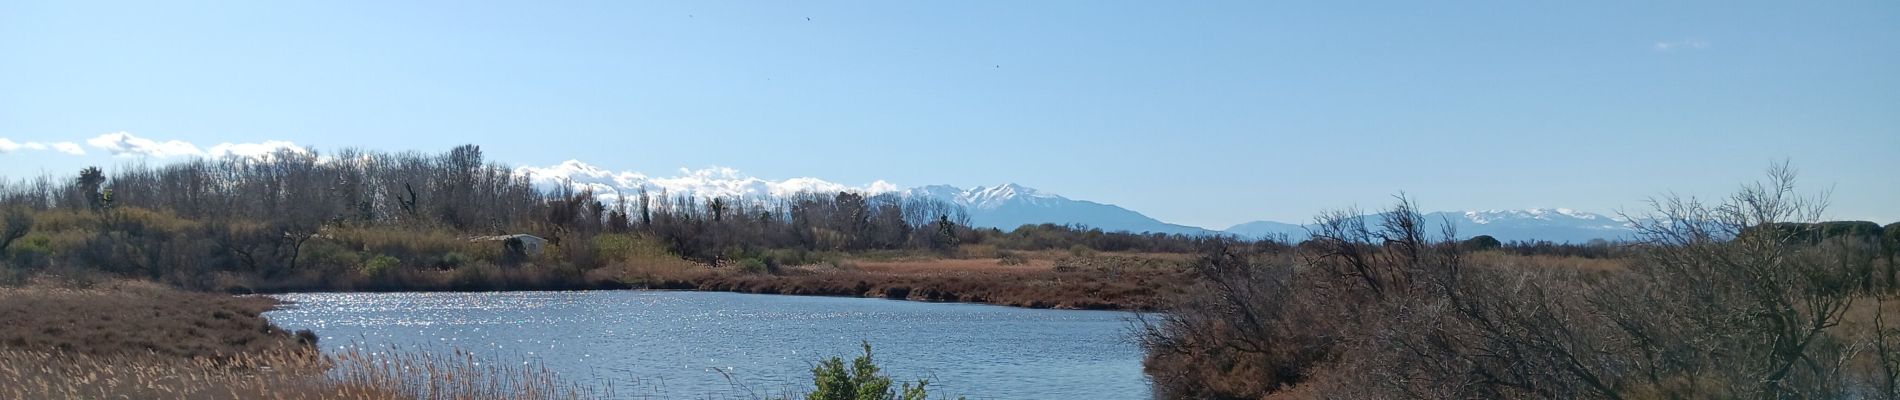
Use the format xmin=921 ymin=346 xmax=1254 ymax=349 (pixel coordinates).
xmin=1223 ymin=220 xmax=1310 ymax=240
xmin=901 ymin=184 xmax=1217 ymax=236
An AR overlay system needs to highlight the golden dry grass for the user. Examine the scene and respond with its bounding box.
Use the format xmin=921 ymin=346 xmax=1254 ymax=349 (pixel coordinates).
xmin=851 ymin=258 xmax=1056 ymax=274
xmin=1465 ymin=251 xmax=1631 ymax=272
xmin=0 ymin=279 xmax=597 ymax=400
xmin=675 ymin=251 xmax=1195 ymax=310
xmin=0 ymin=346 xmax=592 ymax=400
xmin=582 ymin=248 xmax=1636 ymax=312
xmin=0 ymin=279 xmax=306 ymax=359
xmin=1 ymin=348 xmax=376 ymax=399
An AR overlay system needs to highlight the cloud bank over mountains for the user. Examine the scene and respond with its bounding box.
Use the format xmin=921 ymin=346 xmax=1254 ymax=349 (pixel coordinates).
xmin=518 ymin=160 xmax=1638 ymax=242
xmin=515 ymin=160 xmax=900 ymax=200
xmin=84 ymin=132 xmax=305 ymax=158
xmin=4 ymin=134 xmax=1642 ymax=242
xmin=0 ymin=138 xmax=85 ymax=155
xmin=0 ymin=132 xmax=303 ymax=159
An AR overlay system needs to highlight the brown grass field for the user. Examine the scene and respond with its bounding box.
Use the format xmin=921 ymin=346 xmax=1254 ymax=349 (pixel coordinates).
xmin=0 ymin=279 xmax=310 ymax=359
xmin=593 ymin=249 xmax=1636 ymax=311
xmin=603 ymin=250 xmax=1198 ymax=310
xmin=0 ymin=279 xmax=591 ymax=399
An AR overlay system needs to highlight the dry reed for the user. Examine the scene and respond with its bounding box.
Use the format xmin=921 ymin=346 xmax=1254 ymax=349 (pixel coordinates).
xmin=0 ymin=346 xmax=599 ymax=400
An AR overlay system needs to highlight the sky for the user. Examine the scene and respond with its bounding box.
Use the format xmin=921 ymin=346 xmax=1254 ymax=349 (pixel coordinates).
xmin=2 ymin=1 xmax=1897 ymax=229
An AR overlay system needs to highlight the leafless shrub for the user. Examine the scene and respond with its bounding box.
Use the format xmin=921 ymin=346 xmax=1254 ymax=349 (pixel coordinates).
xmin=0 ymin=207 xmax=28 ymax=256
xmin=1141 ymin=163 xmax=1888 ymax=400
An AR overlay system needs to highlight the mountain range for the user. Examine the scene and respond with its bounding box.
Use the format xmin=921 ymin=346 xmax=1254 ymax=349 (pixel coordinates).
xmin=900 ymin=184 xmax=1218 ymax=236
xmin=521 ymin=161 xmax=1638 ymax=243
xmin=902 ymin=185 xmax=1635 ymax=243
xmin=1221 ymin=209 xmax=1637 ymax=243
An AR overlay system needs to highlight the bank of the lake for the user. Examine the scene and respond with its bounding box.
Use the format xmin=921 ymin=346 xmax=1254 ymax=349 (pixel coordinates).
xmin=246 ymin=252 xmax=1193 ymax=311
xmin=266 ymin=290 xmax=1153 ymax=399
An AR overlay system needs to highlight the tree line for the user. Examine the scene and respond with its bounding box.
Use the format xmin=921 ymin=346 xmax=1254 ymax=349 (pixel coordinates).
xmin=0 ymin=145 xmax=1229 ymax=290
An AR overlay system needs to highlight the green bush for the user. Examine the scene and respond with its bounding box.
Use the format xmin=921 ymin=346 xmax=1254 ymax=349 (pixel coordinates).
xmin=1 ymin=207 xmax=31 ymax=255
xmin=5 ymin=234 xmax=54 ymax=270
xmin=800 ymin=342 xmax=946 ymax=400
xmin=433 ymin=251 xmax=473 ymax=269
xmin=361 ymin=255 xmax=400 ymax=277
xmin=300 ymin=242 xmax=361 ymax=270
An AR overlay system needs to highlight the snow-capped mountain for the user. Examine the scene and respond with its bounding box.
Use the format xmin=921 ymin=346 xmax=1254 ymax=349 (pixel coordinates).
xmin=516 ymin=160 xmax=899 ymax=199
xmin=517 ymin=161 xmax=1213 ymax=235
xmin=518 ymin=160 xmax=1635 ymax=242
xmin=902 ymin=184 xmax=1217 ymax=235
xmin=1221 ymin=208 xmax=1638 ymax=243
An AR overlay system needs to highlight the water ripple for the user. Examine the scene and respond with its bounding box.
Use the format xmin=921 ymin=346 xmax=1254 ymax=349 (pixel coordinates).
xmin=266 ymin=291 xmax=1150 ymax=400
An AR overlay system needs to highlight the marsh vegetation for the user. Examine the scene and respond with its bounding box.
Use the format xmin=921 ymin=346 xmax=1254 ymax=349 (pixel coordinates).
xmin=1138 ymin=166 xmax=1900 ymax=399
xmin=0 ymin=145 xmax=1212 ymax=311
xmin=5 ymin=151 xmax=1897 ymax=399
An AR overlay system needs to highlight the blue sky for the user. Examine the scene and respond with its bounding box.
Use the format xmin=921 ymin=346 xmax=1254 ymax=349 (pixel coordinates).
xmin=3 ymin=1 xmax=1897 ymax=228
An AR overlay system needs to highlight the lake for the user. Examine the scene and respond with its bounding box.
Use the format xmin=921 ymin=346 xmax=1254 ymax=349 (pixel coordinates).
xmin=264 ymin=290 xmax=1152 ymax=399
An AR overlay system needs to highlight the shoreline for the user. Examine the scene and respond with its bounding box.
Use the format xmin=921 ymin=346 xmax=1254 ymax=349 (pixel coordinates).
xmin=236 ymin=253 xmax=1192 ymax=312
xmin=250 ymin=275 xmax=1171 ymax=312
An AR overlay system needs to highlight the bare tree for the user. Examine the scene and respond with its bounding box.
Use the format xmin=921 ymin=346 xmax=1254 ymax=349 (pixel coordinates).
xmin=0 ymin=207 xmax=29 ymax=255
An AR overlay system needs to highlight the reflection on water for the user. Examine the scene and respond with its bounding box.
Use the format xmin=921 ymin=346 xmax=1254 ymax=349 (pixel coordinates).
xmin=266 ymin=290 xmax=1150 ymax=399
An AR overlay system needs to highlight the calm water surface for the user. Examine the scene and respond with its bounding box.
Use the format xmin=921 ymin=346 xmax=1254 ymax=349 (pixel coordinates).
xmin=265 ymin=290 xmax=1150 ymax=399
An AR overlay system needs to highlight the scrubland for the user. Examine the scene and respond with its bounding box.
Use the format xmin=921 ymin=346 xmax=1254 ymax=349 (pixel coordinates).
xmin=1137 ymin=167 xmax=1900 ymax=399
xmin=6 ymin=148 xmax=1900 ymax=399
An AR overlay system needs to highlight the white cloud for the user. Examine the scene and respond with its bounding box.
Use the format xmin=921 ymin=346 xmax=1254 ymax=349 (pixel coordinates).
xmin=7 ymin=133 xmax=297 ymax=158
xmin=83 ymin=132 xmax=303 ymax=159
xmin=50 ymin=142 xmax=85 ymax=155
xmin=86 ymin=131 xmax=204 ymax=157
xmin=1653 ymin=39 xmax=1709 ymax=52
xmin=206 ymin=140 xmax=307 ymax=158
xmin=0 ymin=138 xmax=84 ymax=155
